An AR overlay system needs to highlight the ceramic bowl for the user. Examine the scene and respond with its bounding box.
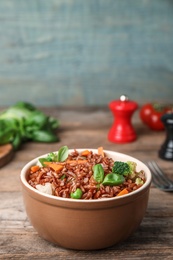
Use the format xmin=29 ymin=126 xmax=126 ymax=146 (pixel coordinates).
xmin=20 ymin=149 xmax=152 ymax=250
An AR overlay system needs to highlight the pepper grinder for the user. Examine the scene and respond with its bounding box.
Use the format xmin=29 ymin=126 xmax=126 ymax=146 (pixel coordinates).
xmin=108 ymin=95 xmax=138 ymax=143
xmin=159 ymin=112 xmax=173 ymax=161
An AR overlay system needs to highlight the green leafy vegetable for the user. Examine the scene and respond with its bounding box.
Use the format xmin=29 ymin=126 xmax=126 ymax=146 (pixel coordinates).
xmin=39 ymin=158 xmax=51 ymax=166
xmin=93 ymin=164 xmax=104 ymax=183
xmin=31 ymin=130 xmax=58 ymax=143
xmin=102 ymin=173 xmax=125 ymax=186
xmin=112 ymin=161 xmax=130 ymax=176
xmin=57 ymin=146 xmax=68 ymax=162
xmin=38 ymin=146 xmax=69 ymax=166
xmin=112 ymin=161 xmax=137 ymax=178
xmin=46 ymin=152 xmax=59 ymax=162
xmin=61 ymin=174 xmax=66 ymax=180
xmin=0 ymin=101 xmax=60 ymax=150
xmin=70 ymin=188 xmax=83 ymax=199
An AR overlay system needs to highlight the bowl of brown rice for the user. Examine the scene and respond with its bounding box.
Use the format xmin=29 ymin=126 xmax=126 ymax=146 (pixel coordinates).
xmin=20 ymin=146 xmax=152 ymax=250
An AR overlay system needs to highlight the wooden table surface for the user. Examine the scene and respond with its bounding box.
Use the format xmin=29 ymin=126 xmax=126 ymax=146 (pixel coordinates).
xmin=0 ymin=107 xmax=173 ymax=260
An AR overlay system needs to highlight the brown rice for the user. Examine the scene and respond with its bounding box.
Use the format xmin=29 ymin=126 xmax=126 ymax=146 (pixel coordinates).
xmin=28 ymin=149 xmax=146 ymax=199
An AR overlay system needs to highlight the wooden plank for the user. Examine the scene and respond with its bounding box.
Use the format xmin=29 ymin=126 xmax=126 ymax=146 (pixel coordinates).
xmin=0 ymin=144 xmax=14 ymax=168
xmin=0 ymin=107 xmax=173 ymax=259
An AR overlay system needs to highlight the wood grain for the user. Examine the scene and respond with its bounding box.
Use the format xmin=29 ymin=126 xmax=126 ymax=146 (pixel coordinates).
xmin=0 ymin=144 xmax=14 ymax=168
xmin=0 ymin=107 xmax=173 ymax=259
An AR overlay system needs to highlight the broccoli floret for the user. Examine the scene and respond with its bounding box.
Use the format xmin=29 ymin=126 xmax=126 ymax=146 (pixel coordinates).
xmin=127 ymin=161 xmax=137 ymax=178
xmin=135 ymin=177 xmax=144 ymax=185
xmin=112 ymin=161 xmax=130 ymax=176
xmin=112 ymin=161 xmax=137 ymax=177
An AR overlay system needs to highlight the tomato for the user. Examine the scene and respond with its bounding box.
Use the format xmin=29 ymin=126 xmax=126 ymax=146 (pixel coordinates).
xmin=140 ymin=103 xmax=169 ymax=131
xmin=149 ymin=111 xmax=165 ymax=130
xmin=140 ymin=104 xmax=154 ymax=125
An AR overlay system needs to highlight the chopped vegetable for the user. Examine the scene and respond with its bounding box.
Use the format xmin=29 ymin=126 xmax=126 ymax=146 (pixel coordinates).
xmin=127 ymin=161 xmax=137 ymax=178
xmin=43 ymin=162 xmax=64 ymax=172
xmin=36 ymin=183 xmax=53 ymax=195
xmin=0 ymin=101 xmax=59 ymax=150
xmin=112 ymin=161 xmax=137 ymax=178
xmin=112 ymin=161 xmax=130 ymax=176
xmin=61 ymin=174 xmax=66 ymax=180
xmin=81 ymin=150 xmax=91 ymax=156
xmin=31 ymin=165 xmax=40 ymax=173
xmin=70 ymin=188 xmax=83 ymax=199
xmin=117 ymin=188 xmax=129 ymax=196
xmin=135 ymin=177 xmax=144 ymax=185
xmin=98 ymin=146 xmax=104 ymax=157
xmin=28 ymin=146 xmax=146 ymax=199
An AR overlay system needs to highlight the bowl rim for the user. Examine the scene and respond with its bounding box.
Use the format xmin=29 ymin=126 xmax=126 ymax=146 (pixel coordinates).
xmin=20 ymin=149 xmax=152 ymax=204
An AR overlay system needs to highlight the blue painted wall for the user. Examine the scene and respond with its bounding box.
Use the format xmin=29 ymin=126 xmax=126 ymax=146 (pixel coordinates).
xmin=0 ymin=0 xmax=173 ymax=107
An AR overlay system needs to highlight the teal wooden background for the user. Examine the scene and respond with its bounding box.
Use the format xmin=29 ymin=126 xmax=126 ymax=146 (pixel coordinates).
xmin=0 ymin=0 xmax=173 ymax=107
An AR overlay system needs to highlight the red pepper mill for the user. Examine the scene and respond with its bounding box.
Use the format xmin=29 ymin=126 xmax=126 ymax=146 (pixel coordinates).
xmin=108 ymin=95 xmax=138 ymax=143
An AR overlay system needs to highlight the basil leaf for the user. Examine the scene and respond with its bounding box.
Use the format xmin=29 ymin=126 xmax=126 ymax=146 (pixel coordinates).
xmin=47 ymin=152 xmax=58 ymax=162
xmin=39 ymin=158 xmax=50 ymax=166
xmin=57 ymin=146 xmax=68 ymax=162
xmin=102 ymin=173 xmax=125 ymax=186
xmin=93 ymin=164 xmax=104 ymax=183
xmin=31 ymin=130 xmax=58 ymax=142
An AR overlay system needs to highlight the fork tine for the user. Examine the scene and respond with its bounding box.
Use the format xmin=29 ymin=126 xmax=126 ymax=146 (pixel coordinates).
xmin=152 ymin=176 xmax=163 ymax=189
xmin=150 ymin=161 xmax=173 ymax=186
xmin=147 ymin=161 xmax=173 ymax=190
xmin=150 ymin=172 xmax=161 ymax=188
xmin=148 ymin=164 xmax=166 ymax=188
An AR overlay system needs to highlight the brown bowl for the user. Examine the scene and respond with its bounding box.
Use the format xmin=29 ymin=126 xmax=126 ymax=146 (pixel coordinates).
xmin=20 ymin=149 xmax=152 ymax=250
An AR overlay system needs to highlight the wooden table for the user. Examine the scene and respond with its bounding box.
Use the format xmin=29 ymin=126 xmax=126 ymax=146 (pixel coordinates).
xmin=0 ymin=107 xmax=173 ymax=259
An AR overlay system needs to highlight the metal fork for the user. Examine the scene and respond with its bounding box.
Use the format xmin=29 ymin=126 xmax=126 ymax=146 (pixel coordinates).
xmin=147 ymin=161 xmax=173 ymax=192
